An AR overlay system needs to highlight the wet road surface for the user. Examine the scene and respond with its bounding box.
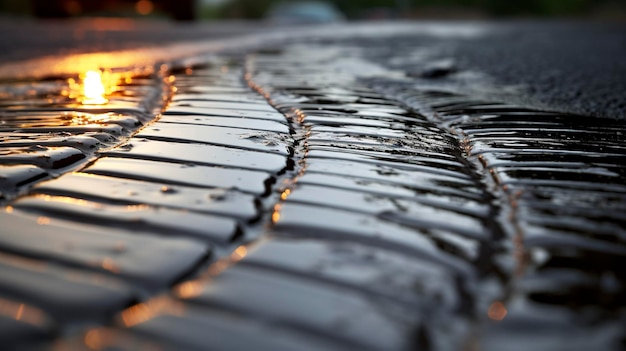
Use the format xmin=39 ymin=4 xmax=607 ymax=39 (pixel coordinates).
xmin=0 ymin=20 xmax=625 ymax=350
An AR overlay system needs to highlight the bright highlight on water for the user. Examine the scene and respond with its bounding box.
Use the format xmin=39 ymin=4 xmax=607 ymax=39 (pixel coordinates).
xmin=83 ymin=70 xmax=108 ymax=105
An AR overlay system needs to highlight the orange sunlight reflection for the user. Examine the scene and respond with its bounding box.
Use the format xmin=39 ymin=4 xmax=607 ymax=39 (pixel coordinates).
xmin=82 ymin=327 xmax=163 ymax=351
xmin=280 ymin=189 xmax=291 ymax=200
xmin=176 ymin=245 xmax=251 ymax=300
xmin=176 ymin=281 xmax=204 ymax=299
xmin=488 ymin=301 xmax=508 ymax=321
xmin=37 ymin=217 xmax=51 ymax=225
xmin=0 ymin=297 xmax=47 ymax=326
xmin=120 ymin=297 xmax=184 ymax=328
xmin=231 ymin=246 xmax=248 ymax=261
xmin=83 ymin=70 xmax=108 ymax=105
xmin=207 ymin=260 xmax=230 ymax=276
xmin=271 ymin=204 xmax=282 ymax=223
xmin=84 ymin=328 xmax=108 ymax=350
xmin=101 ymin=257 xmax=121 ymax=274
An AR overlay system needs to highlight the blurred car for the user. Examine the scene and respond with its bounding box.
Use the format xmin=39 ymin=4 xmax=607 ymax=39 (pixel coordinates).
xmin=31 ymin=0 xmax=196 ymax=21
xmin=265 ymin=1 xmax=345 ymax=24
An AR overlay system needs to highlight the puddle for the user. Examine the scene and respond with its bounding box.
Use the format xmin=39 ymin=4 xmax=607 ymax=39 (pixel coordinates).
xmin=1 ymin=56 xmax=296 ymax=337
xmin=32 ymin=173 xmax=258 ymax=221
xmin=137 ymin=123 xmax=292 ymax=156
xmin=0 ymin=69 xmax=169 ymax=202
xmin=0 ymin=209 xmax=208 ymax=291
xmin=243 ymin=43 xmax=626 ymax=350
xmin=84 ymin=157 xmax=271 ymax=195
xmin=13 ymin=195 xmax=239 ymax=244
xmin=238 ymin=45 xmax=509 ymax=350
xmin=1 ymin=30 xmax=624 ymax=351
xmin=103 ymin=139 xmax=287 ymax=173
xmin=373 ymin=83 xmax=626 ymax=348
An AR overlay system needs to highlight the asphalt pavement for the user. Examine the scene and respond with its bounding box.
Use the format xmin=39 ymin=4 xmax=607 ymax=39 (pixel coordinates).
xmin=0 ymin=18 xmax=624 ymax=119
xmin=0 ymin=17 xmax=624 ymax=351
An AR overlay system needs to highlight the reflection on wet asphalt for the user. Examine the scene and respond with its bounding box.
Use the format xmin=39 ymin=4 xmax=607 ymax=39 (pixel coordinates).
xmin=0 ymin=69 xmax=168 ymax=202
xmin=0 ymin=30 xmax=625 ymax=351
xmin=386 ymin=90 xmax=626 ymax=351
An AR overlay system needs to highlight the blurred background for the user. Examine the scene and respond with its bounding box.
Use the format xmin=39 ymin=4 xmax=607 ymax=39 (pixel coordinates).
xmin=0 ymin=0 xmax=624 ymax=21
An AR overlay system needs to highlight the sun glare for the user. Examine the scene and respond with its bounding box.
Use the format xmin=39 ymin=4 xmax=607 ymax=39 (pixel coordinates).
xmin=83 ymin=70 xmax=108 ymax=105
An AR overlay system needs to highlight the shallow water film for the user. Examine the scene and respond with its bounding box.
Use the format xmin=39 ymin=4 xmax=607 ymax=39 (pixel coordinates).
xmin=0 ymin=25 xmax=625 ymax=351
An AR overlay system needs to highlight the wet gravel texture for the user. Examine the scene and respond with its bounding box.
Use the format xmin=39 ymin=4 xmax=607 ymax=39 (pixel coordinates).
xmin=0 ymin=19 xmax=625 ymax=351
xmin=366 ymin=21 xmax=626 ymax=120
